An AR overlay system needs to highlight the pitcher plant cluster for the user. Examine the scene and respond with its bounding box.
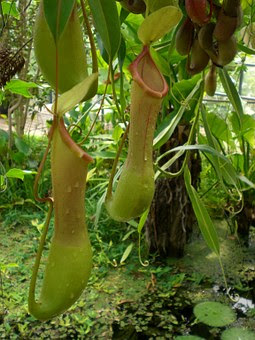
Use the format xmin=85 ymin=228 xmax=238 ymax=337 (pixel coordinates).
xmin=21 ymin=0 xmax=245 ymax=320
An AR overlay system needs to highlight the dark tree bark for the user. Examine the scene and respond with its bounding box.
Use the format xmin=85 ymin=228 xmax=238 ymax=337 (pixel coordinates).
xmin=145 ymin=124 xmax=201 ymax=258
xmin=235 ymin=190 xmax=255 ymax=245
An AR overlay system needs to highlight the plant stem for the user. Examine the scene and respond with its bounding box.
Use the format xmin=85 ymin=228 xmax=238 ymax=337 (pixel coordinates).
xmin=78 ymin=67 xmax=110 ymax=144
xmin=28 ymin=201 xmax=53 ymax=309
xmin=110 ymin=61 xmax=126 ymax=124
xmin=80 ymin=0 xmax=98 ymax=73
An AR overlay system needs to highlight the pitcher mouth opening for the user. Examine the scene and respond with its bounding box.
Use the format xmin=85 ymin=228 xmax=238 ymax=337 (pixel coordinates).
xmin=129 ymin=45 xmax=168 ymax=98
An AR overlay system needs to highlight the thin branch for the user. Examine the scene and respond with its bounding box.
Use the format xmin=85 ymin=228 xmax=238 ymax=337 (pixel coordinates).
xmin=80 ymin=0 xmax=98 ymax=73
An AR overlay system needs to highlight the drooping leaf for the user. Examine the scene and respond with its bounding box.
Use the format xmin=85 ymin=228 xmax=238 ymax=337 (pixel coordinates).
xmin=219 ymin=68 xmax=244 ymax=127
xmin=6 ymin=168 xmax=36 ymax=181
xmin=194 ymin=302 xmax=236 ymax=327
xmin=237 ymin=42 xmax=255 ymax=55
xmin=4 ymin=79 xmax=37 ymax=98
xmin=238 ymin=175 xmax=255 ymax=189
xmin=90 ymin=151 xmax=125 ymax=160
xmin=53 ymin=73 xmax=98 ymax=116
xmin=120 ymin=243 xmax=134 ymax=263
xmin=184 ymin=166 xmax=220 ymax=256
xmin=138 ymin=6 xmax=182 ymax=45
xmin=137 ymin=209 xmax=149 ymax=234
xmin=43 ymin=0 xmax=75 ymax=42
xmin=88 ymin=0 xmax=121 ymax=59
xmin=153 ymin=79 xmax=202 ymax=149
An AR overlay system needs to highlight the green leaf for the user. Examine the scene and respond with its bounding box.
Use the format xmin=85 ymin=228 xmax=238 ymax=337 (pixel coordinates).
xmin=112 ymin=124 xmax=124 ymax=143
xmin=237 ymin=42 xmax=255 ymax=55
xmin=14 ymin=137 xmax=30 ymax=155
xmin=5 ymin=80 xmax=37 ymax=98
xmin=184 ymin=166 xmax=220 ymax=255
xmin=53 ymin=73 xmax=98 ymax=116
xmin=153 ymin=79 xmax=202 ymax=149
xmin=206 ymin=112 xmax=229 ymax=142
xmin=43 ymin=0 xmax=75 ymax=42
xmin=219 ymin=68 xmax=244 ymax=127
xmin=241 ymin=115 xmax=255 ymax=147
xmin=1 ymin=1 xmax=20 ymax=19
xmin=118 ymin=36 xmax=126 ymax=71
xmin=150 ymin=47 xmax=171 ymax=76
xmin=120 ymin=243 xmax=134 ymax=263
xmin=137 ymin=209 xmax=149 ymax=234
xmin=0 ymin=129 xmax=8 ymax=149
xmin=138 ymin=6 xmax=182 ymax=45
xmin=0 ymin=174 xmax=7 ymax=191
xmin=148 ymin=0 xmax=179 ymax=12
xmin=166 ymin=144 xmax=229 ymax=162
xmin=88 ymin=0 xmax=121 ymax=59
xmin=90 ymin=151 xmax=125 ymax=160
xmin=221 ymin=327 xmax=255 ymax=340
xmin=6 ymin=168 xmax=36 ymax=181
xmin=194 ymin=302 xmax=236 ymax=327
xmin=201 ymin=106 xmax=233 ymax=189
xmin=170 ymin=142 xmax=239 ymax=189
xmin=238 ymin=175 xmax=255 ymax=189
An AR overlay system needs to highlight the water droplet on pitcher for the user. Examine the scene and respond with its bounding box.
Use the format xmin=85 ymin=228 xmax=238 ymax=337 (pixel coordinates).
xmin=144 ymin=156 xmax=148 ymax=161
xmin=71 ymin=229 xmax=75 ymax=234
xmin=66 ymin=186 xmax=72 ymax=193
xmin=65 ymin=209 xmax=70 ymax=215
xmin=74 ymin=181 xmax=79 ymax=188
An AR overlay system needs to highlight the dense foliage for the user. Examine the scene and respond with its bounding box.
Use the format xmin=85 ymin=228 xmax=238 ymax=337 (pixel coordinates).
xmin=1 ymin=0 xmax=255 ymax=338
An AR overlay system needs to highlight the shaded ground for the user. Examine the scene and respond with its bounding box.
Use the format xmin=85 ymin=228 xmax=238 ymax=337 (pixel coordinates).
xmin=0 ymin=107 xmax=52 ymax=136
xmin=0 ymin=215 xmax=255 ymax=339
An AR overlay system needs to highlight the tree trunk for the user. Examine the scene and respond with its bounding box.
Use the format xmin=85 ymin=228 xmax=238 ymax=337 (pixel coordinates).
xmin=145 ymin=124 xmax=201 ymax=258
xmin=14 ymin=0 xmax=31 ymax=137
xmin=235 ymin=190 xmax=255 ymax=245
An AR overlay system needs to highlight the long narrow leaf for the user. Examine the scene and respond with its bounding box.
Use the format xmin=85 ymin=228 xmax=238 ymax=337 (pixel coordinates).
xmin=43 ymin=0 xmax=75 ymax=42
xmin=153 ymin=80 xmax=202 ymax=149
xmin=88 ymin=0 xmax=121 ymax=59
xmin=53 ymin=73 xmax=98 ymax=116
xmin=219 ymin=68 xmax=244 ymax=127
xmin=184 ymin=166 xmax=220 ymax=256
xmin=120 ymin=243 xmax=134 ymax=264
xmin=137 ymin=209 xmax=149 ymax=234
xmin=201 ymin=105 xmax=225 ymax=188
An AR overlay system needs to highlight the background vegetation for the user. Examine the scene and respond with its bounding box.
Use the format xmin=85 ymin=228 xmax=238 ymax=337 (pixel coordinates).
xmin=1 ymin=0 xmax=255 ymax=338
